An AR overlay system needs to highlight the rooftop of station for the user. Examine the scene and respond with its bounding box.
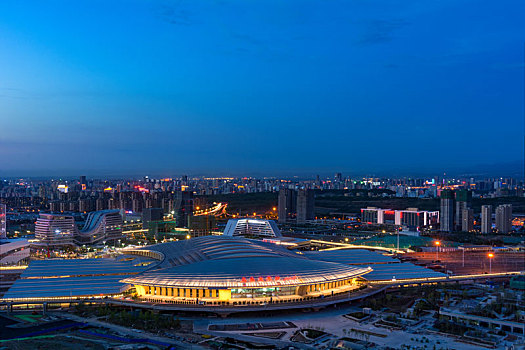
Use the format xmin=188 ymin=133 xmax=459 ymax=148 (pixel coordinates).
xmin=2 ymin=235 xmax=449 ymax=300
xmin=2 ymin=254 xmax=155 ymax=300
xmin=301 ymin=249 xmax=399 ymax=265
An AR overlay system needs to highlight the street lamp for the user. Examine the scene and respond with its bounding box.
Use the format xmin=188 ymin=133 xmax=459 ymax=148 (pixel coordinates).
xmin=488 ymin=252 xmax=494 ymax=274
xmin=434 ymin=241 xmax=441 ymax=261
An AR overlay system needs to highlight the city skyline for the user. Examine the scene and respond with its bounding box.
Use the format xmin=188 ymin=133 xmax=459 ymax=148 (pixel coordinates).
xmin=0 ymin=158 xmax=523 ymax=179
xmin=1 ymin=2 xmax=524 ymax=348
xmin=1 ymin=0 xmax=524 ymax=176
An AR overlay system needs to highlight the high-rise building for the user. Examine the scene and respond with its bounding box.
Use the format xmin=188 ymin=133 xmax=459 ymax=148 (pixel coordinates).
xmin=96 ymin=197 xmax=106 ymax=211
xmin=461 ymin=208 xmax=473 ymax=232
xmin=0 ymin=203 xmax=6 ymax=239
xmin=440 ymin=189 xmax=454 ymax=232
xmin=455 ymin=190 xmax=472 ymax=230
xmin=296 ymin=189 xmax=315 ymax=224
xmin=132 ymin=198 xmax=143 ymax=213
xmin=495 ymin=204 xmax=512 ymax=233
xmin=174 ymin=191 xmax=193 ymax=227
xmin=79 ymin=198 xmax=92 ymax=213
xmin=278 ymin=188 xmax=296 ymax=224
xmin=481 ymin=205 xmax=492 ymax=234
xmin=80 ymin=175 xmax=87 ymax=191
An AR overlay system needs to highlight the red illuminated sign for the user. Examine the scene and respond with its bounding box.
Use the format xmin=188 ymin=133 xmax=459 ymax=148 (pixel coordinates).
xmin=241 ymin=275 xmax=297 ymax=284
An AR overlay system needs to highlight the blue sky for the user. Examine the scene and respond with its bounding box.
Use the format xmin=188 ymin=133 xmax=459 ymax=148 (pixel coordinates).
xmin=0 ymin=0 xmax=523 ymax=177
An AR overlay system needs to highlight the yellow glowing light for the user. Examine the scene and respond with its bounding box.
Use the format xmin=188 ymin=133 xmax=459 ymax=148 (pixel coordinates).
xmin=488 ymin=253 xmax=494 ymax=258
xmin=186 ymin=235 xmax=191 ymax=239
xmin=435 ymin=241 xmax=441 ymax=246
xmin=272 ymin=207 xmax=277 ymax=211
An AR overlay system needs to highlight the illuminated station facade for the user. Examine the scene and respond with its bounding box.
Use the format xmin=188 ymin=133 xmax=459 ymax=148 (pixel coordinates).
xmin=122 ymin=236 xmax=371 ymax=305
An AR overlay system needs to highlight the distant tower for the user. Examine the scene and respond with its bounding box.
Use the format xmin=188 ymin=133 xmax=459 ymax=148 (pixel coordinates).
xmin=80 ymin=175 xmax=87 ymax=191
xmin=495 ymin=204 xmax=512 ymax=233
xmin=0 ymin=203 xmax=6 ymax=239
xmin=278 ymin=188 xmax=296 ymax=224
xmin=481 ymin=205 xmax=492 ymax=234
xmin=440 ymin=189 xmax=454 ymax=232
xmin=455 ymin=189 xmax=472 ymax=231
xmin=296 ymin=189 xmax=315 ymax=224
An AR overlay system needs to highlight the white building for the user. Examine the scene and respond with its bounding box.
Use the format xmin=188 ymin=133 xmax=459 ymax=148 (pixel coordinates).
xmin=223 ymin=218 xmax=282 ymax=238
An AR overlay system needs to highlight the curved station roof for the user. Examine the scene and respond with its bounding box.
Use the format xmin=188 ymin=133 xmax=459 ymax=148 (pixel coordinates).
xmin=122 ymin=236 xmax=371 ymax=288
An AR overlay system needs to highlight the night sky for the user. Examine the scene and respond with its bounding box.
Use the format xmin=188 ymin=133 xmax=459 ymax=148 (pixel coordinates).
xmin=1 ymin=0 xmax=523 ymax=177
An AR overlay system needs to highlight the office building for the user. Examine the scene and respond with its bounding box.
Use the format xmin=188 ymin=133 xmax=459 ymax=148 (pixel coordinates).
xmin=35 ymin=213 xmax=77 ymax=247
xmin=361 ymin=207 xmax=383 ymax=224
xmin=360 ymin=207 xmax=439 ymax=230
xmin=398 ymin=208 xmax=439 ymax=229
xmin=481 ymin=205 xmax=492 ymax=234
xmin=296 ymin=189 xmax=315 ymax=224
xmin=495 ymin=204 xmax=512 ymax=234
xmin=34 ymin=210 xmax=123 ymax=247
xmin=440 ymin=189 xmax=454 ymax=232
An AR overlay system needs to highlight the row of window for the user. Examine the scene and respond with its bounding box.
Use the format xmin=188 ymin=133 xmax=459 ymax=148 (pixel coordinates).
xmin=306 ymin=279 xmax=351 ymax=293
